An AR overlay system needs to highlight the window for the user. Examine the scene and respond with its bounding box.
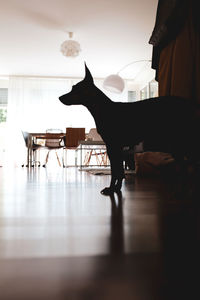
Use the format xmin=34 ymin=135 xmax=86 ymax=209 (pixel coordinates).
xmin=140 ymin=86 xmax=148 ymax=100
xmin=149 ymin=80 xmax=158 ymax=98
xmin=0 ymin=88 xmax=8 ymax=123
xmin=128 ymin=91 xmax=136 ymax=102
xmin=0 ymin=88 xmax=8 ymax=164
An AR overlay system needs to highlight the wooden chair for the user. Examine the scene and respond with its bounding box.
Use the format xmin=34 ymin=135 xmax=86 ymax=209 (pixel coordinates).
xmin=63 ymin=127 xmax=85 ymax=167
xmin=43 ymin=129 xmax=64 ymax=167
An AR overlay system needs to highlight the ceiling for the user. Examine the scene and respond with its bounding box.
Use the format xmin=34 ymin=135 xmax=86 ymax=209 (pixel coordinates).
xmin=0 ymin=0 xmax=157 ymax=80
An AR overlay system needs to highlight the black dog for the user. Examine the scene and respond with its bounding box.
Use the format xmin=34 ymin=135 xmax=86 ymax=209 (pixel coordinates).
xmin=59 ymin=64 xmax=200 ymax=195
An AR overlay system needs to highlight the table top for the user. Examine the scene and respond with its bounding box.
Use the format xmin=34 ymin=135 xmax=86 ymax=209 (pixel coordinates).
xmin=30 ymin=133 xmax=65 ymax=139
xmin=78 ymin=140 xmax=105 ymax=145
xmin=29 ymin=134 xmax=105 ymax=144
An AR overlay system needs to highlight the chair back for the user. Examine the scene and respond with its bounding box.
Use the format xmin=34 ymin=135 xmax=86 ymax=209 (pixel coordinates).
xmin=87 ymin=128 xmax=103 ymax=141
xmin=45 ymin=129 xmax=63 ymax=148
xmin=22 ymin=131 xmax=29 ymax=148
xmin=65 ymin=128 xmax=85 ymax=148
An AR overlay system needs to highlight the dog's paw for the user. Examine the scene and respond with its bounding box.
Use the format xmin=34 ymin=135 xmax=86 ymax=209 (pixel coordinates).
xmin=114 ymin=182 xmax=122 ymax=191
xmin=100 ymin=185 xmax=122 ymax=195
xmin=100 ymin=187 xmax=114 ymax=195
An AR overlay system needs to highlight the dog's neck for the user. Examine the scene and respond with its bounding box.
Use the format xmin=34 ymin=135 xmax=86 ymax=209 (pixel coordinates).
xmin=82 ymin=83 xmax=112 ymax=108
xmin=83 ymin=84 xmax=113 ymax=130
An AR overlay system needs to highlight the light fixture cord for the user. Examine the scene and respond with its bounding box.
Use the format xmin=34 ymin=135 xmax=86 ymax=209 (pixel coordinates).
xmin=117 ymin=59 xmax=151 ymax=74
xmin=69 ymin=32 xmax=73 ymax=39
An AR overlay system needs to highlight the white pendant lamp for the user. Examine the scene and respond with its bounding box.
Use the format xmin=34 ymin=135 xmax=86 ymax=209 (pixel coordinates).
xmin=103 ymin=60 xmax=151 ymax=93
xmin=60 ymin=32 xmax=81 ymax=58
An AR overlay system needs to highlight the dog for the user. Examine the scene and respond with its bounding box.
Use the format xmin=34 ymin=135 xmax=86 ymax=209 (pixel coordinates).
xmin=59 ymin=64 xmax=200 ymax=195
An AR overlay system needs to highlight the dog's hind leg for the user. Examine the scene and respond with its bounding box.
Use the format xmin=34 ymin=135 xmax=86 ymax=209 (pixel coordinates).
xmin=101 ymin=145 xmax=124 ymax=195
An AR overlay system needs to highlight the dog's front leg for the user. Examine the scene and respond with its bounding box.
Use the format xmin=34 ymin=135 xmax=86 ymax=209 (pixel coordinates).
xmin=101 ymin=145 xmax=124 ymax=195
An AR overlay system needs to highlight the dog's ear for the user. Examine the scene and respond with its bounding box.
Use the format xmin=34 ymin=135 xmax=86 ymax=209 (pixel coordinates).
xmin=84 ymin=62 xmax=94 ymax=83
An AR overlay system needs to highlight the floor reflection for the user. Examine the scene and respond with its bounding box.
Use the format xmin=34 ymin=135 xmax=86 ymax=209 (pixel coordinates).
xmin=0 ymin=167 xmax=200 ymax=299
xmin=109 ymin=191 xmax=124 ymax=256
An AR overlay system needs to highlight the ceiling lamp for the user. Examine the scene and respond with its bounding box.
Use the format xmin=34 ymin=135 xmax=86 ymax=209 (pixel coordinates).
xmin=60 ymin=32 xmax=81 ymax=58
xmin=103 ymin=60 xmax=151 ymax=93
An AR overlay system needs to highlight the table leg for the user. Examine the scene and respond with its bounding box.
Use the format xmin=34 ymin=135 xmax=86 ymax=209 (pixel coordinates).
xmin=27 ymin=134 xmax=33 ymax=167
xmin=80 ymin=144 xmax=82 ymax=170
xmin=75 ymin=149 xmax=77 ymax=167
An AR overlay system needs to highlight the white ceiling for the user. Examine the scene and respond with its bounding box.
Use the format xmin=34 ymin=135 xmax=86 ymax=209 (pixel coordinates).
xmin=0 ymin=0 xmax=157 ymax=80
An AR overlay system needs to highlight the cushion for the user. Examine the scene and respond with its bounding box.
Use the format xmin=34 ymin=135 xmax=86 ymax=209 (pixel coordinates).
xmin=134 ymin=152 xmax=174 ymax=176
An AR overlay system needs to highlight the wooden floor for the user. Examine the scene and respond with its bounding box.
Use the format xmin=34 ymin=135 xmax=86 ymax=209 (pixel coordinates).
xmin=0 ymin=166 xmax=199 ymax=299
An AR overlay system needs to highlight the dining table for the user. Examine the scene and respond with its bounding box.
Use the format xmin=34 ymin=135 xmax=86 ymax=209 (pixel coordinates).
xmin=26 ymin=133 xmax=109 ymax=168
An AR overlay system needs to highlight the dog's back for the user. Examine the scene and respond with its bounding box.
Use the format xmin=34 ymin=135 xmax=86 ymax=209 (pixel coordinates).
xmin=98 ymin=95 xmax=198 ymax=153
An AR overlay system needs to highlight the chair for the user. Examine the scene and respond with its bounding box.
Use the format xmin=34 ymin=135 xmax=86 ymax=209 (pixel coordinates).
xmin=22 ymin=131 xmax=41 ymax=167
xmin=83 ymin=128 xmax=108 ymax=167
xmin=43 ymin=129 xmax=64 ymax=167
xmin=63 ymin=127 xmax=85 ymax=167
xmin=86 ymin=128 xmax=102 ymax=141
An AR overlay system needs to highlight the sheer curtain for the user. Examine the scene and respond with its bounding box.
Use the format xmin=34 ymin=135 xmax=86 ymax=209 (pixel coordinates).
xmin=5 ymin=76 xmax=95 ymax=166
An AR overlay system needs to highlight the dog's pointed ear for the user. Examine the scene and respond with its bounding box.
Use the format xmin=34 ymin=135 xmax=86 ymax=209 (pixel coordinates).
xmin=84 ymin=62 xmax=94 ymax=83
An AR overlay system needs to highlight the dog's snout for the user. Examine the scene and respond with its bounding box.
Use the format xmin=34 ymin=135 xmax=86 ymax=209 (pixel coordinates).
xmin=59 ymin=94 xmax=66 ymax=104
xmin=59 ymin=95 xmax=64 ymax=101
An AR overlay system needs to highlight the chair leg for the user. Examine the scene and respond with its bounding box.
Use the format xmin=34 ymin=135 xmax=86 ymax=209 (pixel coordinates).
xmin=31 ymin=150 xmax=34 ymax=167
xmin=103 ymin=152 xmax=108 ymax=166
xmin=63 ymin=149 xmax=67 ymax=167
xmin=99 ymin=151 xmax=107 ymax=166
xmin=65 ymin=149 xmax=67 ymax=167
xmin=83 ymin=151 xmax=89 ymax=166
xmin=98 ymin=151 xmax=104 ymax=166
xmin=101 ymin=151 xmax=106 ymax=166
xmin=43 ymin=151 xmax=50 ymax=167
xmin=36 ymin=149 xmax=41 ymax=167
xmin=34 ymin=149 xmax=41 ymax=167
xmin=33 ymin=150 xmax=36 ymax=167
xmin=85 ymin=150 xmax=93 ymax=166
xmin=62 ymin=149 xmax=66 ymax=167
xmin=55 ymin=151 xmax=61 ymax=167
xmin=94 ymin=151 xmax=101 ymax=166
xmin=75 ymin=149 xmax=78 ymax=167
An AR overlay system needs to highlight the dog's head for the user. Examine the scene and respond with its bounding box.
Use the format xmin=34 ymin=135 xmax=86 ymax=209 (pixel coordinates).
xmin=59 ymin=63 xmax=94 ymax=106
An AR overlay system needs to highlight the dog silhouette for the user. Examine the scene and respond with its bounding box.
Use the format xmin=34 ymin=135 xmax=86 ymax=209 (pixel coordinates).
xmin=59 ymin=64 xmax=200 ymax=195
